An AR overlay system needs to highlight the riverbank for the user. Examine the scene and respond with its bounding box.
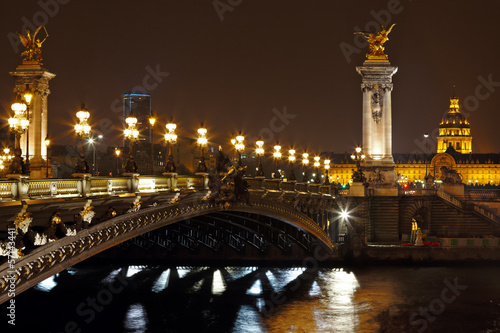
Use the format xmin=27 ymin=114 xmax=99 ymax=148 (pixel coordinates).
xmin=347 ymin=245 xmax=500 ymax=264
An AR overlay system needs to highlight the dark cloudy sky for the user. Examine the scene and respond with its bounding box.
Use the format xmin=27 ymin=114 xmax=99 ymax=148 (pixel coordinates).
xmin=1 ymin=0 xmax=500 ymax=155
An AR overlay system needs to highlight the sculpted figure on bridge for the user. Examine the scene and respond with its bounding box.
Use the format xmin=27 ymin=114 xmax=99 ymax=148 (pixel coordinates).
xmin=440 ymin=166 xmax=463 ymax=184
xmin=207 ymin=149 xmax=250 ymax=205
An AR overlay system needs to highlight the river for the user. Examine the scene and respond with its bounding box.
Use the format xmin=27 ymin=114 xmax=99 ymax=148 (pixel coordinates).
xmin=10 ymin=263 xmax=500 ymax=332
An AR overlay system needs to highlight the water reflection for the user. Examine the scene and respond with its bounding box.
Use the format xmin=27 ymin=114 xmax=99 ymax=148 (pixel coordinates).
xmin=124 ymin=303 xmax=148 ymax=333
xmin=16 ymin=265 xmax=500 ymax=332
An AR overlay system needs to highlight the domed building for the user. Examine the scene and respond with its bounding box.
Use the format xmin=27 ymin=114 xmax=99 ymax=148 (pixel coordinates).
xmin=437 ymin=96 xmax=472 ymax=154
xmin=325 ymin=94 xmax=500 ymax=186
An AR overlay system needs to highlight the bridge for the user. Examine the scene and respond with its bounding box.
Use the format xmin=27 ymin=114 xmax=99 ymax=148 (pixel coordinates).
xmin=0 ymin=173 xmax=338 ymax=304
xmin=2 ymin=171 xmax=500 ymax=304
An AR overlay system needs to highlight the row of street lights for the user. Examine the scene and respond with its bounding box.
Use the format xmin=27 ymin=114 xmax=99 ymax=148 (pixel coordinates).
xmin=6 ymin=96 xmax=365 ymax=182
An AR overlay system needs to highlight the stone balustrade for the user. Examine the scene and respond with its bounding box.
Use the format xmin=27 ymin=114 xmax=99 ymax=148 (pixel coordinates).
xmin=0 ymin=174 xmax=335 ymax=201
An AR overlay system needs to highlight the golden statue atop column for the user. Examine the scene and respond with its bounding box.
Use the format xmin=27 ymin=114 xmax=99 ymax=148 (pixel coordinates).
xmin=16 ymin=26 xmax=49 ymax=65
xmin=355 ymin=24 xmax=395 ymax=62
xmin=10 ymin=25 xmax=55 ymax=178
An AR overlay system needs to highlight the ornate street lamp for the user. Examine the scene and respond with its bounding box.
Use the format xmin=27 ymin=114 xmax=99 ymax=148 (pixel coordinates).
xmin=302 ymin=152 xmax=309 ymax=183
xmin=196 ymin=125 xmax=208 ymax=173
xmin=313 ymin=156 xmax=321 ymax=184
xmin=8 ymin=96 xmax=29 ymax=175
xmin=255 ymin=139 xmax=264 ymax=177
xmin=74 ymin=103 xmax=91 ymax=174
xmin=45 ymin=135 xmax=50 ymax=178
xmin=351 ymin=147 xmax=366 ymax=182
xmin=235 ymin=134 xmax=245 ymax=167
xmin=148 ymin=113 xmax=156 ymax=175
xmin=123 ymin=112 xmax=139 ymax=173
xmin=23 ymin=89 xmax=33 ymax=173
xmin=273 ymin=144 xmax=282 ymax=179
xmin=424 ymin=132 xmax=429 ymax=179
xmin=324 ymin=159 xmax=331 ymax=185
xmin=164 ymin=119 xmax=177 ymax=173
xmin=288 ymin=148 xmax=296 ymax=181
xmin=114 ymin=147 xmax=121 ymax=176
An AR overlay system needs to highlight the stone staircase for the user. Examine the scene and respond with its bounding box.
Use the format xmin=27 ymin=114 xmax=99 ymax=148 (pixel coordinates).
xmin=367 ymin=197 xmax=400 ymax=242
xmin=432 ymin=195 xmax=499 ymax=238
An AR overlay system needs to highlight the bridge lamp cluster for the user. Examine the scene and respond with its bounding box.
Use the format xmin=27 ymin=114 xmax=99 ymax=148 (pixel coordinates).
xmin=288 ymin=149 xmax=296 ymax=181
xmin=273 ymin=144 xmax=282 ymax=179
xmin=324 ymin=159 xmax=331 ymax=185
xmin=234 ymin=134 xmax=245 ymax=166
xmin=255 ymin=140 xmax=264 ymax=177
xmin=196 ymin=125 xmax=208 ymax=173
xmin=124 ymin=114 xmax=139 ymax=142
xmin=164 ymin=120 xmax=178 ymax=173
xmin=197 ymin=127 xmax=208 ymax=146
xmin=165 ymin=122 xmax=178 ymax=143
xmin=74 ymin=104 xmax=91 ymax=137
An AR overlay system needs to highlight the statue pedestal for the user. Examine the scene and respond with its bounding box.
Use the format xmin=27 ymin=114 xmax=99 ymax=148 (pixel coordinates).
xmin=195 ymin=172 xmax=209 ymax=189
xmin=349 ymin=182 xmax=366 ymax=197
xmin=162 ymin=172 xmax=178 ymax=191
xmin=123 ymin=173 xmax=140 ymax=193
xmin=440 ymin=183 xmax=465 ymax=196
xmin=6 ymin=174 xmax=29 ymax=200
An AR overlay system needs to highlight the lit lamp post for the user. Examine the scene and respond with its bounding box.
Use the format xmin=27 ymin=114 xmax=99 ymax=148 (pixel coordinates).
xmin=351 ymin=147 xmax=366 ymax=182
xmin=255 ymin=140 xmax=265 ymax=177
xmin=196 ymin=125 xmax=208 ymax=173
xmin=23 ymin=89 xmax=33 ymax=174
xmin=424 ymin=132 xmax=429 ymax=179
xmin=313 ymin=156 xmax=321 ymax=184
xmin=114 ymin=148 xmax=121 ymax=176
xmin=324 ymin=159 xmax=331 ymax=185
xmin=273 ymin=144 xmax=282 ymax=179
xmin=148 ymin=114 xmax=156 ymax=175
xmin=45 ymin=135 xmax=50 ymax=178
xmin=74 ymin=104 xmax=91 ymax=174
xmin=302 ymin=153 xmax=309 ymax=183
xmin=124 ymin=112 xmax=139 ymax=173
xmin=164 ymin=120 xmax=177 ymax=173
xmin=288 ymin=148 xmax=296 ymax=181
xmin=8 ymin=97 xmax=29 ymax=175
xmin=235 ymin=134 xmax=245 ymax=167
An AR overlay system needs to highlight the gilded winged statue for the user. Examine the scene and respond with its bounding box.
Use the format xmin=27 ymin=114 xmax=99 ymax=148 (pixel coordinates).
xmin=16 ymin=26 xmax=49 ymax=63
xmin=355 ymin=24 xmax=395 ymax=60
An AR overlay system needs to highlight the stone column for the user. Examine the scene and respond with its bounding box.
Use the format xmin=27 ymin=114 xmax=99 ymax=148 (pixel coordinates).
xmin=10 ymin=62 xmax=55 ymax=179
xmin=356 ymin=61 xmax=398 ymax=195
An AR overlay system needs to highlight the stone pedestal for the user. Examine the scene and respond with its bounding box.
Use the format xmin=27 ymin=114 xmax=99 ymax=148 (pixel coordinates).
xmin=440 ymin=183 xmax=465 ymax=196
xmin=123 ymin=173 xmax=140 ymax=193
xmin=10 ymin=63 xmax=55 ymax=174
xmin=195 ymin=172 xmax=209 ymax=189
xmin=71 ymin=173 xmax=92 ymax=197
xmin=162 ymin=172 xmax=178 ymax=191
xmin=349 ymin=182 xmax=366 ymax=197
xmin=6 ymin=174 xmax=29 ymax=200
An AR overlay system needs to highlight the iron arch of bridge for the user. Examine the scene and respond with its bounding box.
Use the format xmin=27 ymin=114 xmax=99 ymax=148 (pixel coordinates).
xmin=0 ymin=197 xmax=333 ymax=304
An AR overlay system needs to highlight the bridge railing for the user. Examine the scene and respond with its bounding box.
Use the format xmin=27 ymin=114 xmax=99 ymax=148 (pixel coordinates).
xmin=0 ymin=172 xmax=336 ymax=202
xmin=0 ymin=173 xmax=334 ymax=202
xmin=0 ymin=173 xmax=208 ymax=201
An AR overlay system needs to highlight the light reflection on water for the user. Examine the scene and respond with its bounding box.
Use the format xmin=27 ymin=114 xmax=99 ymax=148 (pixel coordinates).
xmin=18 ymin=265 xmax=500 ymax=332
xmin=123 ymin=303 xmax=148 ymax=333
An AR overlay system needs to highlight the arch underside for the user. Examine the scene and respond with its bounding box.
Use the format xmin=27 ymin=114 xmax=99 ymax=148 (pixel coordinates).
xmin=0 ymin=198 xmax=333 ymax=304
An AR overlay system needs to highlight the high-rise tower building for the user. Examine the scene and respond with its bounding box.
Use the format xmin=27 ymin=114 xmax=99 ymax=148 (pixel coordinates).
xmin=437 ymin=96 xmax=472 ymax=154
xmin=122 ymin=93 xmax=152 ymax=146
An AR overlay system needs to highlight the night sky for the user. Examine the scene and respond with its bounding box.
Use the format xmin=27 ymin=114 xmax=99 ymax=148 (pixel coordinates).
xmin=1 ymin=0 xmax=500 ymax=155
